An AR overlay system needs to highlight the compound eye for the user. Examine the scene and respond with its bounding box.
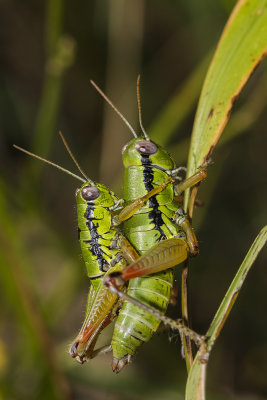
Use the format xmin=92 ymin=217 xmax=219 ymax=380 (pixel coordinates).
xmin=81 ymin=186 xmax=100 ymax=201
xmin=135 ymin=140 xmax=157 ymax=155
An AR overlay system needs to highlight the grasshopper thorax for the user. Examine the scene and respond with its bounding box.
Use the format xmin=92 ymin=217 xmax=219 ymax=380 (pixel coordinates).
xmin=122 ymin=137 xmax=175 ymax=170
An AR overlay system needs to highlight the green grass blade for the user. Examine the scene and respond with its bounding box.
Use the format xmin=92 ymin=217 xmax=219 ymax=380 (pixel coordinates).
xmin=27 ymin=0 xmax=75 ymax=180
xmin=206 ymin=225 xmax=267 ymax=352
xmin=185 ymin=226 xmax=267 ymax=400
xmin=185 ymin=0 xmax=267 ymax=210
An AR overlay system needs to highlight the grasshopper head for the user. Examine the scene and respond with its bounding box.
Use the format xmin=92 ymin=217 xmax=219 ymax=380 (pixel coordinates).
xmin=75 ymin=182 xmax=118 ymax=208
xmin=122 ymin=137 xmax=175 ymax=170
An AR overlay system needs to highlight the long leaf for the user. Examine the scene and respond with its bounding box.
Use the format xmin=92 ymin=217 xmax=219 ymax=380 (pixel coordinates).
xmin=185 ymin=0 xmax=267 ymax=210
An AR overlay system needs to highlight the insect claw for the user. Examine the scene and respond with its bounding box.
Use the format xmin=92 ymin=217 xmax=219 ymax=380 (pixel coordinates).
xmin=76 ymin=355 xmax=87 ymax=364
xmin=69 ymin=341 xmax=79 ymax=358
xmin=188 ymin=243 xmax=199 ymax=256
xmin=192 ymin=245 xmax=199 ymax=254
xmin=112 ymin=355 xmax=132 ymax=373
xmin=69 ymin=340 xmax=89 ymax=363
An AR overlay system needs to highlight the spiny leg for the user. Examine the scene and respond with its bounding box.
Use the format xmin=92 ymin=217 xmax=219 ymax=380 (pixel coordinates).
xmin=112 ymin=168 xmax=206 ymax=225
xmin=174 ymin=209 xmax=199 ymax=255
xmin=88 ymin=345 xmax=113 ymax=360
xmin=69 ymin=270 xmax=123 ymax=361
xmin=75 ymin=312 xmax=116 ymax=363
xmin=70 ymin=235 xmax=141 ymax=362
xmin=70 ymin=301 xmax=116 ymax=362
xmin=112 ymin=177 xmax=174 ymax=225
xmin=116 ymin=234 xmax=140 ymax=264
xmin=174 ymin=167 xmax=207 ymax=196
xmin=104 ymin=276 xmax=205 ymax=347
xmin=103 ymin=238 xmax=205 ymax=348
xmin=73 ymin=326 xmax=112 ymax=364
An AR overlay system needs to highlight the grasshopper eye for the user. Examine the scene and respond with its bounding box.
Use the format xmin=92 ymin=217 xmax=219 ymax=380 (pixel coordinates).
xmin=81 ymin=186 xmax=100 ymax=201
xmin=135 ymin=141 xmax=157 ymax=155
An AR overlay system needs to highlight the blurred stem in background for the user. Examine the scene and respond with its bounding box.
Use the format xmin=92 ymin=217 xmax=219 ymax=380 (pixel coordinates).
xmin=149 ymin=51 xmax=212 ymax=146
xmin=22 ymin=0 xmax=75 ymax=210
xmin=99 ymin=0 xmax=144 ymax=184
xmin=0 ymin=178 xmax=70 ymax=400
xmin=0 ymin=0 xmax=75 ymax=398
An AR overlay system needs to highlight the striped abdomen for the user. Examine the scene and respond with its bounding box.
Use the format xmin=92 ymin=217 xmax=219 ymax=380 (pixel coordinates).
xmin=112 ymin=165 xmax=182 ymax=360
xmin=112 ymin=270 xmax=173 ymax=359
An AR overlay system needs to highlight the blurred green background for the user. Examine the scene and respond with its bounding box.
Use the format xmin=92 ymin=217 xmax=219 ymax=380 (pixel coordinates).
xmin=0 ymin=0 xmax=267 ymax=399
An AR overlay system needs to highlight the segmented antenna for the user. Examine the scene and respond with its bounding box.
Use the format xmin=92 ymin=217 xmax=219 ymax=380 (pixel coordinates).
xmin=90 ymin=80 xmax=138 ymax=138
xmin=136 ymin=75 xmax=150 ymax=141
xmin=58 ymin=131 xmax=93 ymax=185
xmin=13 ymin=145 xmax=86 ymax=183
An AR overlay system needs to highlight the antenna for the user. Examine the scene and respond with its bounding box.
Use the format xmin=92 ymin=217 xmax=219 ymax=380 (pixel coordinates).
xmin=13 ymin=145 xmax=86 ymax=183
xmin=58 ymin=131 xmax=93 ymax=184
xmin=90 ymin=80 xmax=137 ymax=138
xmin=136 ymin=75 xmax=149 ymax=140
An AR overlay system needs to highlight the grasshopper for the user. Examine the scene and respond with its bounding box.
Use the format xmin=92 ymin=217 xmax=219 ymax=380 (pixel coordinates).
xmin=14 ymin=131 xmax=203 ymax=369
xmin=91 ymin=78 xmax=206 ymax=372
xmin=14 ymin=134 xmax=136 ymax=362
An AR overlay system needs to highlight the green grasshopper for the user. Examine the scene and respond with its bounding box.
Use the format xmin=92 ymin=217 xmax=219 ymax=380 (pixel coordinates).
xmin=14 ymin=134 xmax=137 ymax=361
xmin=91 ymin=78 xmax=207 ymax=372
xmin=14 ymin=132 xmax=202 ymax=367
